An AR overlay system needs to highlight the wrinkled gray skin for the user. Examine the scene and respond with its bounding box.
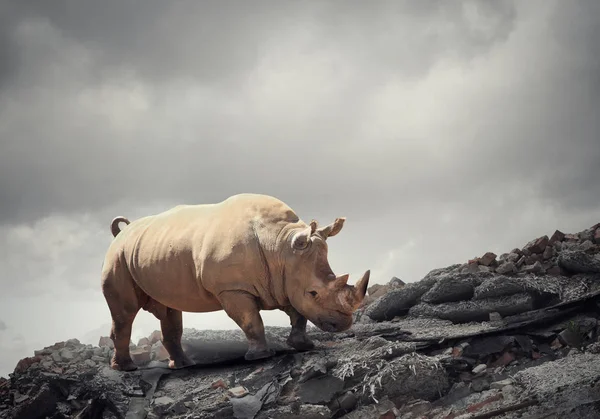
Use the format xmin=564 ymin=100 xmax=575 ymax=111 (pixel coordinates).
xmin=101 ymin=193 xmax=370 ymax=371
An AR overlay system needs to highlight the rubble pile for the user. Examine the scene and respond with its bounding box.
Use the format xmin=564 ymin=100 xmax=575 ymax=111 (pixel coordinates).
xmin=360 ymin=224 xmax=600 ymax=323
xmin=2 ymin=223 xmax=600 ymax=418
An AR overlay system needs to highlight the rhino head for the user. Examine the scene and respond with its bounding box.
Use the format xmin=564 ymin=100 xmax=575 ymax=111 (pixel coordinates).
xmin=282 ymin=217 xmax=369 ymax=333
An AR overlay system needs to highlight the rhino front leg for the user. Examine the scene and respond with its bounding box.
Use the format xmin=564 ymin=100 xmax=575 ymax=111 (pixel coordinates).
xmin=219 ymin=291 xmax=275 ymax=361
xmin=283 ymin=306 xmax=315 ymax=351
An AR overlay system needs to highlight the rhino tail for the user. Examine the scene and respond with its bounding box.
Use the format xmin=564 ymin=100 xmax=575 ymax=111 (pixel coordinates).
xmin=110 ymin=216 xmax=131 ymax=237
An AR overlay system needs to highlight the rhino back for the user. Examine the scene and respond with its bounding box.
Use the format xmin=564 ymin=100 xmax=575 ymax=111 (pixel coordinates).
xmin=111 ymin=194 xmax=304 ymax=309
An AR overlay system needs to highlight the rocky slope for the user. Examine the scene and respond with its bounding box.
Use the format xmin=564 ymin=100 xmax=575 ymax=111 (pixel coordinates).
xmin=2 ymin=224 xmax=600 ymax=419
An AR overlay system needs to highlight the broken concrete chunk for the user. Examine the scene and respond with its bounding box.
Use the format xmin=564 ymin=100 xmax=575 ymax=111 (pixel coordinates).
xmin=229 ymin=386 xmax=249 ymax=398
xmin=137 ymin=337 xmax=150 ymax=347
xmin=496 ymin=262 xmax=517 ymax=275
xmin=59 ymin=349 xmax=75 ymax=362
xmin=98 ymin=336 xmax=114 ymax=348
xmin=154 ymin=396 xmax=175 ymax=407
xmin=148 ymin=330 xmax=162 ymax=345
xmin=389 ymin=276 xmax=405 ymax=287
xmin=579 ymin=240 xmax=595 ymax=252
xmin=522 ymin=261 xmax=544 ymax=274
xmin=490 ymin=378 xmax=514 ymax=389
xmin=479 ymin=252 xmax=497 ymax=266
xmin=130 ymin=347 xmax=151 ymax=365
xmin=472 ymin=364 xmax=486 ymax=375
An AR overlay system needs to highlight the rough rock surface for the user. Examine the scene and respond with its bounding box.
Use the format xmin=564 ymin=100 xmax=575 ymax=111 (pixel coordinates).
xmin=3 ymin=223 xmax=600 ymax=418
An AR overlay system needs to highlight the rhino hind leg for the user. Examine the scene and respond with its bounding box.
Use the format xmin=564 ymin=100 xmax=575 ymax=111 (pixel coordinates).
xmin=219 ymin=291 xmax=276 ymax=361
xmin=159 ymin=307 xmax=195 ymax=369
xmin=101 ymin=269 xmax=141 ymax=371
xmin=283 ymin=306 xmax=315 ymax=351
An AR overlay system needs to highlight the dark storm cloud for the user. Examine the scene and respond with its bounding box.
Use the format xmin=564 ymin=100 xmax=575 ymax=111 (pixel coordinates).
xmin=2 ymin=0 xmax=517 ymax=85
xmin=0 ymin=0 xmax=521 ymax=226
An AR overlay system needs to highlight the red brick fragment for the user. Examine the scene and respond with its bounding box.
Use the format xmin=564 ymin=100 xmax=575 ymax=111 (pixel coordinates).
xmin=14 ymin=356 xmax=42 ymax=374
xmin=479 ymin=252 xmax=497 ymax=266
xmin=550 ymin=230 xmax=565 ymax=243
xmin=491 ymin=351 xmax=515 ymax=368
xmin=524 ymin=235 xmax=549 ymax=254
xmin=379 ymin=410 xmax=396 ymax=419
xmin=211 ymin=379 xmax=228 ymax=390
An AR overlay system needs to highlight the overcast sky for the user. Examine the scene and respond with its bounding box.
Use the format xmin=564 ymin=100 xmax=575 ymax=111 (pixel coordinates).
xmin=0 ymin=0 xmax=599 ymax=377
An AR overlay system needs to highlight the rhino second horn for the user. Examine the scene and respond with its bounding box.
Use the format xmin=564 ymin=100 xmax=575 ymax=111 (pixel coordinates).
xmin=335 ymin=273 xmax=349 ymax=288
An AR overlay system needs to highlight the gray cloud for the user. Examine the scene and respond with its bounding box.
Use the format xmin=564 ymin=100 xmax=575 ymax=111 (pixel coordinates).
xmin=0 ymin=0 xmax=522 ymax=225
xmin=0 ymin=320 xmax=6 ymax=331
xmin=0 ymin=0 xmax=599 ymax=377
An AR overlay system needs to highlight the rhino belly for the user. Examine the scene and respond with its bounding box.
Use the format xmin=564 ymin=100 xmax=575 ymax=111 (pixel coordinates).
xmin=128 ymin=252 xmax=222 ymax=313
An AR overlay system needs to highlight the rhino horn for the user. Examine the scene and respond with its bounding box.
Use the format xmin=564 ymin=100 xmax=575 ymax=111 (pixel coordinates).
xmin=330 ymin=273 xmax=349 ymax=289
xmin=317 ymin=217 xmax=346 ymax=239
xmin=353 ymin=270 xmax=370 ymax=300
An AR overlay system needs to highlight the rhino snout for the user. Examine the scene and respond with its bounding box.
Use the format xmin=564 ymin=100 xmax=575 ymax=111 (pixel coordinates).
xmin=315 ymin=314 xmax=353 ymax=333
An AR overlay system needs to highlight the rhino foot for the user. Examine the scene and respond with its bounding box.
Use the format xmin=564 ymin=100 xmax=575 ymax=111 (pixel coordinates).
xmin=245 ymin=348 xmax=276 ymax=361
xmin=287 ymin=334 xmax=315 ymax=351
xmin=168 ymin=355 xmax=195 ymax=369
xmin=111 ymin=356 xmax=138 ymax=372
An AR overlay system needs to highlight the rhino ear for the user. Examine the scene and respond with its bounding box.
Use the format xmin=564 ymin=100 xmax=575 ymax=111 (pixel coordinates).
xmin=292 ymin=220 xmax=317 ymax=250
xmin=317 ymin=217 xmax=346 ymax=239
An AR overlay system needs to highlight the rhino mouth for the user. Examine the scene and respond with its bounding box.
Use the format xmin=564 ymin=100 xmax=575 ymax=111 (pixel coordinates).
xmin=314 ymin=315 xmax=353 ymax=333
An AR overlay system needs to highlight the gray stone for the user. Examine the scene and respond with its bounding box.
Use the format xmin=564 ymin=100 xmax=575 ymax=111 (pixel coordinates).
xmin=473 ymin=276 xmax=524 ymax=300
xmin=507 ymin=253 xmax=520 ymax=263
xmin=543 ymin=246 xmax=554 ymax=260
xmin=154 ymin=396 xmax=175 ymax=407
xmin=421 ymin=273 xmax=484 ymax=304
xmin=297 ymin=375 xmax=344 ymax=404
xmin=408 ymin=293 xmax=534 ymax=323
xmin=522 ymin=261 xmax=544 ymax=274
xmin=491 ymin=378 xmax=514 ymax=389
xmin=579 ymin=240 xmax=595 ymax=252
xmin=558 ymin=250 xmax=600 ymax=274
xmin=472 ymin=364 xmax=486 ymax=375
xmin=83 ymin=359 xmax=96 ymax=368
xmin=471 ymin=377 xmax=490 ymax=392
xmin=496 ymin=262 xmax=516 ymax=274
xmin=364 ymin=276 xmax=439 ymax=321
xmin=389 ymin=276 xmax=405 ymax=287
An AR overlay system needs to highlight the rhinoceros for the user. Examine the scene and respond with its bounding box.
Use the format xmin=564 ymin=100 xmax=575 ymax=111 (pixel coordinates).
xmin=101 ymin=193 xmax=370 ymax=371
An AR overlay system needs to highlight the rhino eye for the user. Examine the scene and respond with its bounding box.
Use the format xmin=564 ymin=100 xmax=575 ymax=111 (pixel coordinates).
xmin=308 ymin=290 xmax=318 ymax=297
